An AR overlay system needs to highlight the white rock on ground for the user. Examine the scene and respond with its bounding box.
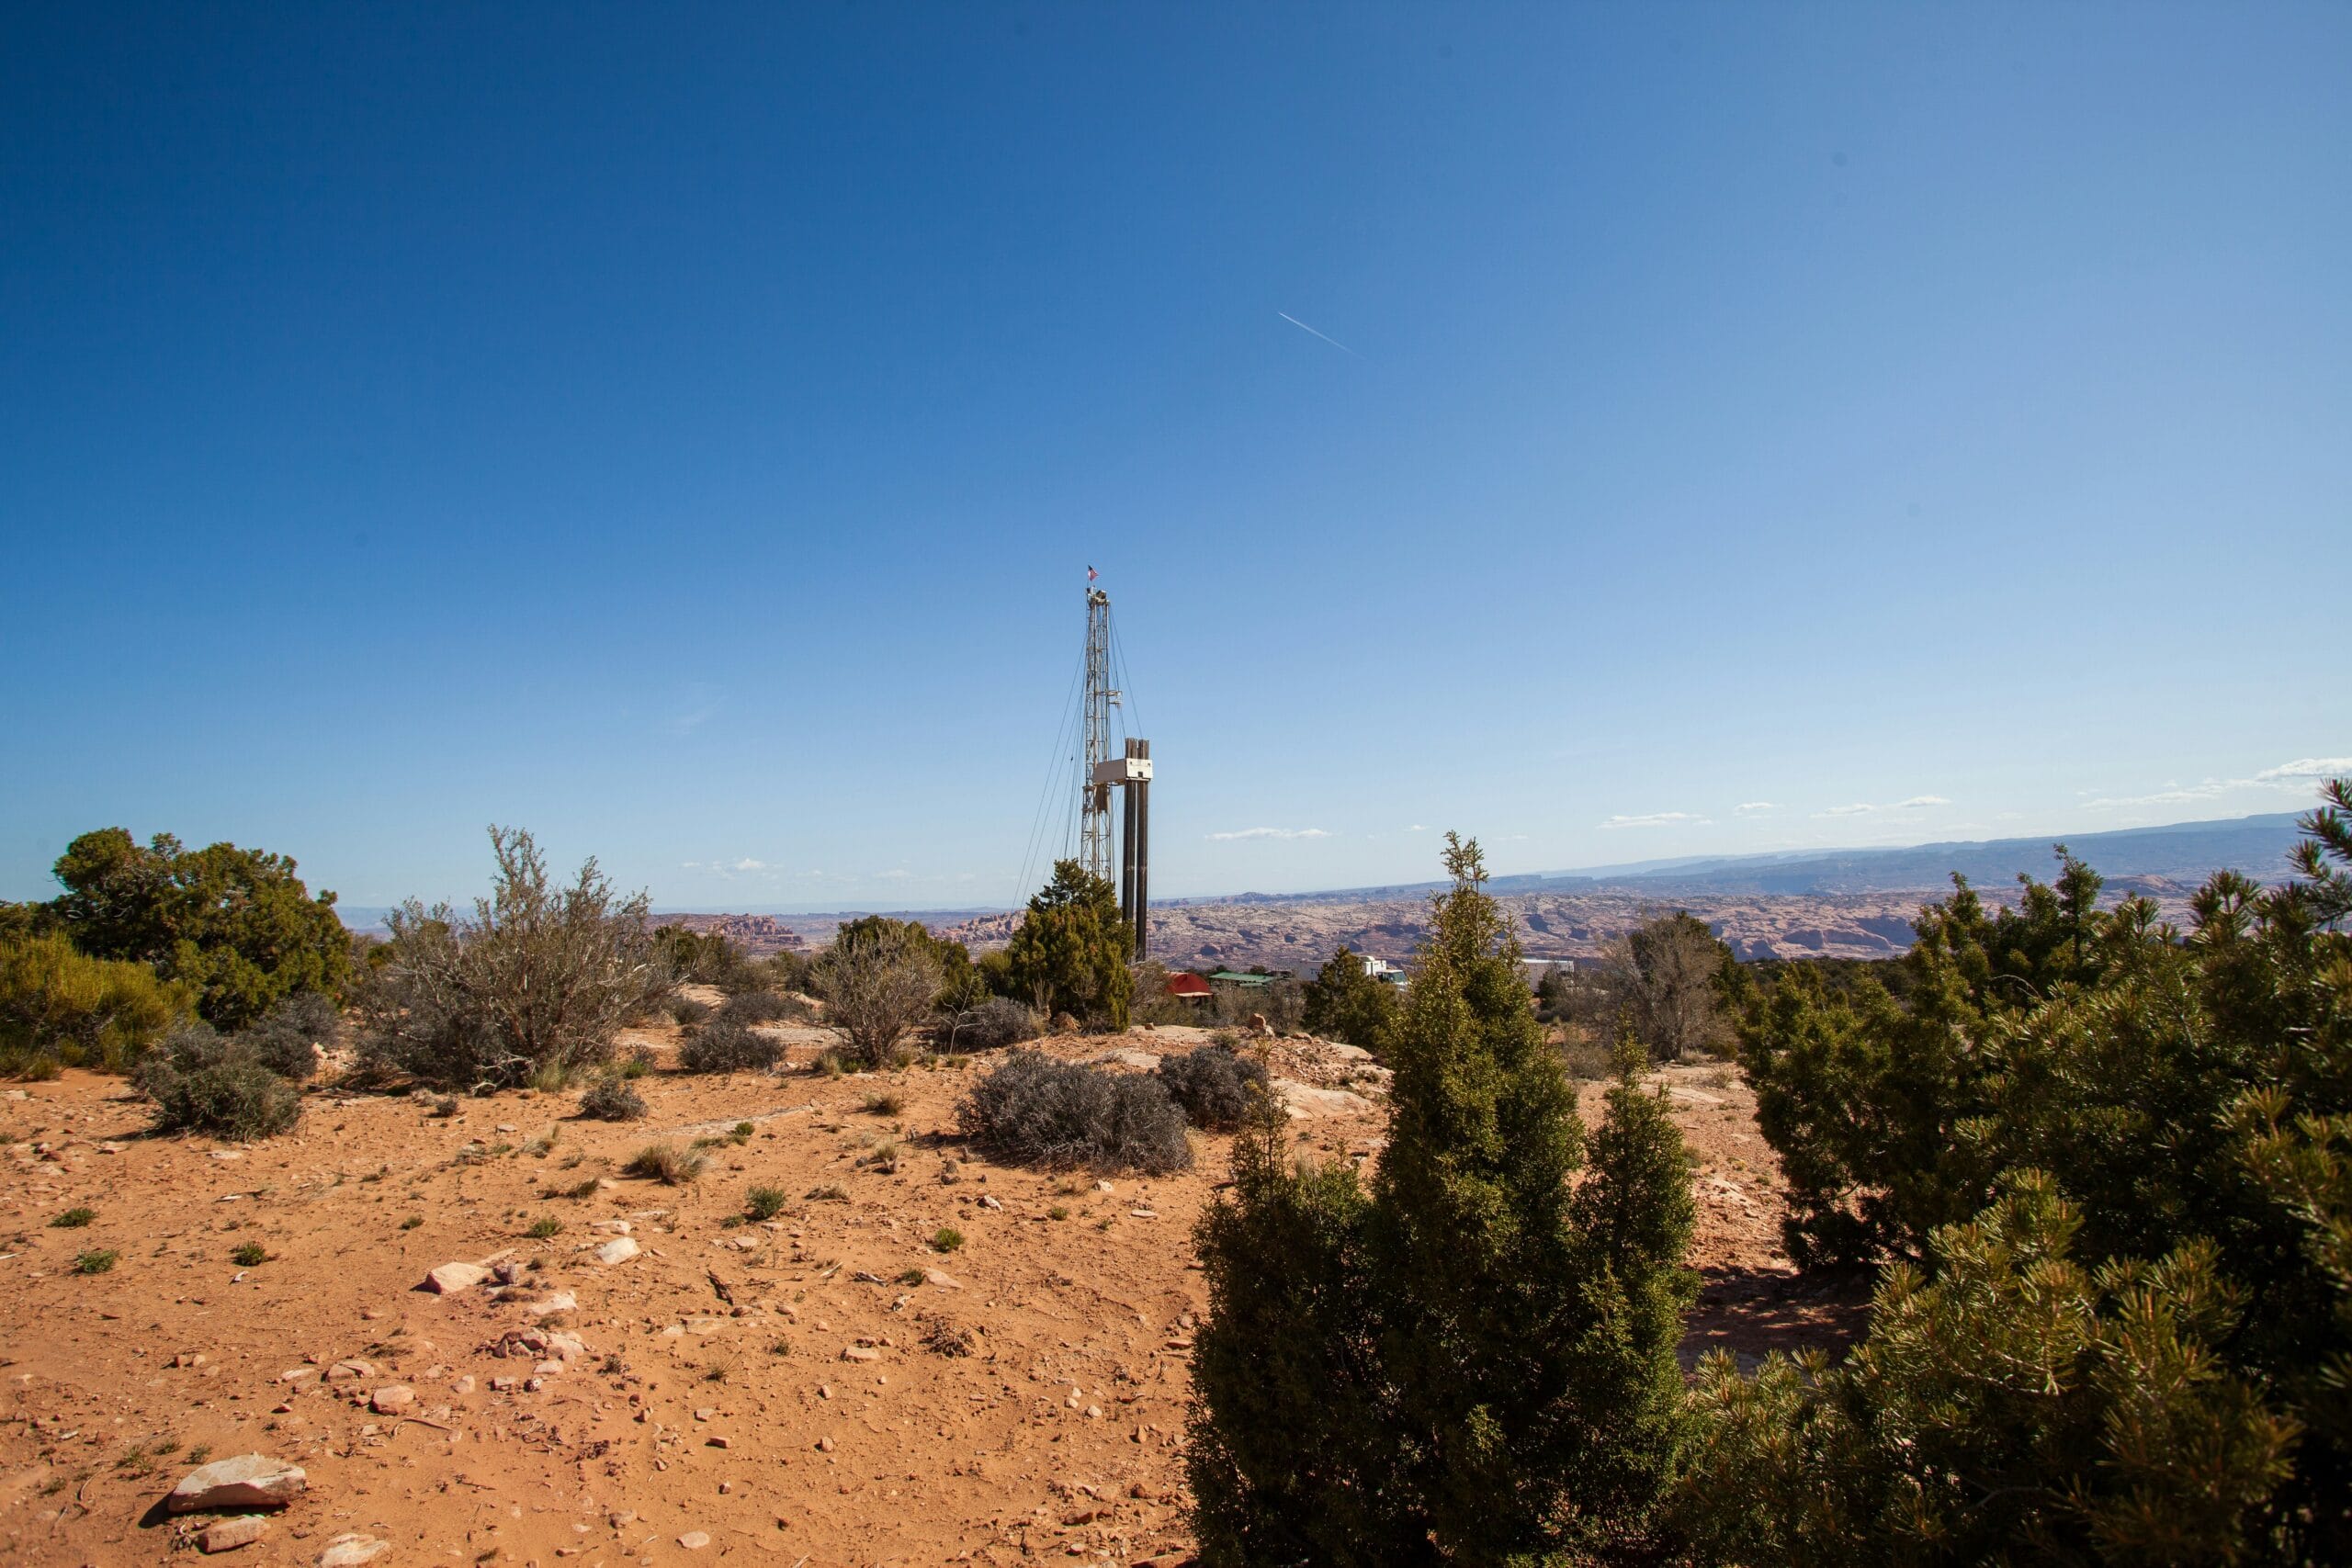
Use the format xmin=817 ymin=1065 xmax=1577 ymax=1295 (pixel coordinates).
xmin=594 ymin=1236 xmax=640 ymax=1265
xmin=317 ymin=1532 xmax=391 ymax=1566
xmin=199 ymin=1515 xmax=270 ymax=1552
xmin=166 ymin=1454 xmax=308 ymax=1513
xmin=1273 ymin=1078 xmax=1374 ymax=1118
xmin=424 ymin=1261 xmax=491 ymax=1293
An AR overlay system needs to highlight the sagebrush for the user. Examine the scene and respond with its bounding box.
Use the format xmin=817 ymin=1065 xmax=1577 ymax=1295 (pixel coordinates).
xmin=357 ymin=827 xmax=668 ymax=1089
xmin=677 ymin=1018 xmax=783 ymax=1074
xmin=1156 ymin=1043 xmax=1270 ymax=1132
xmin=957 ymin=1050 xmax=1191 ymax=1173
xmin=135 ymin=1021 xmax=304 ymax=1139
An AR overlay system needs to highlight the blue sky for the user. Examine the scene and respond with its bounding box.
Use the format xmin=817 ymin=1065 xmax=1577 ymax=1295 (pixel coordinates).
xmin=3 ymin=4 xmax=2346 ymax=912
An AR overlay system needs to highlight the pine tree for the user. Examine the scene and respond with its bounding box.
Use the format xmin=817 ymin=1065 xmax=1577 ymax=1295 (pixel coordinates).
xmin=1707 ymin=785 xmax=2352 ymax=1560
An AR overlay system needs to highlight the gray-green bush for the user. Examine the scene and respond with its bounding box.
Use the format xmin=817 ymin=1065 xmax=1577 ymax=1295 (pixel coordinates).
xmin=135 ymin=1021 xmax=304 ymax=1139
xmin=956 ymin=1050 xmax=1191 ymax=1173
xmin=357 ymin=827 xmax=668 ymax=1089
xmin=1156 ymin=1043 xmax=1270 ymax=1133
xmin=935 ymin=997 xmax=1041 ymax=1053
xmin=714 ymin=990 xmax=808 ymax=1026
xmin=576 ymin=1077 xmax=647 ymax=1121
xmin=677 ymin=1018 xmax=783 ymax=1074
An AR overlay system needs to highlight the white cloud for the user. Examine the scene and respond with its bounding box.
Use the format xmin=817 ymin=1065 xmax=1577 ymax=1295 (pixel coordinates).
xmin=679 ymin=857 xmax=776 ymax=882
xmin=2085 ymin=758 xmax=2346 ymax=812
xmin=2084 ymin=779 xmax=2244 ymax=809
xmin=1733 ymin=802 xmax=1777 ymax=816
xmin=2256 ymin=757 xmax=2352 ymax=782
xmin=1404 ymin=824 xmax=1431 ymax=833
xmin=1599 ymin=811 xmax=1709 ymax=830
xmin=1207 ymin=827 xmax=1333 ymax=841
xmin=1810 ymin=795 xmax=1949 ymax=819
xmin=876 ymin=868 xmax=913 ymax=880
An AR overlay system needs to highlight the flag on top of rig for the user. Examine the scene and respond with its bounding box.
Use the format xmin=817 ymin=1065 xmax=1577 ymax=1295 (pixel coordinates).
xmin=1087 ymin=565 xmax=1098 ymax=581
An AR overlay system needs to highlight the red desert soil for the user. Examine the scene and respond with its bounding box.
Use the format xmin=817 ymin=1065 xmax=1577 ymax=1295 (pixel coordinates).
xmin=0 ymin=1010 xmax=1862 ymax=1567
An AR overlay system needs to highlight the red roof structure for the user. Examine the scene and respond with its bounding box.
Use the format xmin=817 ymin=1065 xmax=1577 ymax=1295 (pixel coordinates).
xmin=1163 ymin=972 xmax=1212 ymax=1000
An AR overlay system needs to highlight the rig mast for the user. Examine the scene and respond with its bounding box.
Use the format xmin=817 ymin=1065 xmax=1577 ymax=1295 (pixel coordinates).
xmin=1080 ymin=588 xmax=1116 ymax=887
xmin=1080 ymin=582 xmax=1152 ymax=959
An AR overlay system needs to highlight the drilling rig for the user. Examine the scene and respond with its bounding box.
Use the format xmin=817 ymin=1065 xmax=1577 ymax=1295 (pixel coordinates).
xmin=1080 ymin=581 xmax=1152 ymax=959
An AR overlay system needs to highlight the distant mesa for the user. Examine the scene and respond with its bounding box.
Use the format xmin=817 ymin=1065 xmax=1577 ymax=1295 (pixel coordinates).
xmin=650 ymin=912 xmax=806 ymax=955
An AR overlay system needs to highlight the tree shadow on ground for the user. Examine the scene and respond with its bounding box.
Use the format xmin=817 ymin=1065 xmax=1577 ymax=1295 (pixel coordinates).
xmin=1677 ymin=1262 xmax=1873 ymax=1375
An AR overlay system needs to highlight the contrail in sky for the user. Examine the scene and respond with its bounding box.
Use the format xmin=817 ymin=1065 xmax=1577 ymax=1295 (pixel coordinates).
xmin=1278 ymin=310 xmax=1365 ymax=359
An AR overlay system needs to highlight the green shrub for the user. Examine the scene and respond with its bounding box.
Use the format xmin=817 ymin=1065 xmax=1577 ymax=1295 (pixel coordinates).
xmin=1681 ymin=1177 xmax=2293 ymax=1564
xmin=74 ymin=1248 xmax=119 ymax=1275
xmin=930 ymin=1225 xmax=964 ymax=1252
xmin=1714 ymin=786 xmax=2352 ymax=1560
xmin=1188 ymin=835 xmax=1695 ymax=1565
xmin=525 ymin=1216 xmax=561 ymax=1239
xmin=51 ymin=1207 xmax=96 ymax=1228
xmin=230 ymin=1242 xmax=268 ymax=1267
xmin=860 ymin=1089 xmax=903 ymax=1116
xmin=676 ymin=1018 xmax=782 ymax=1074
xmin=744 ymin=1185 xmax=788 ymax=1221
xmin=0 ymin=931 xmax=190 ymax=1077
xmin=624 ymin=1143 xmax=706 ymax=1185
xmin=957 ymin=1051 xmax=1191 ymax=1174
xmin=1156 ymin=1044 xmax=1270 ymax=1132
xmin=651 ymin=925 xmax=765 ymax=993
xmin=666 ymin=996 xmax=712 ymax=1027
xmin=356 ymin=827 xmax=668 ymax=1089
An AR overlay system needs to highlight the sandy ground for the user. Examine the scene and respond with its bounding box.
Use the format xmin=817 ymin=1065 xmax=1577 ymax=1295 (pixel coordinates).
xmin=0 ymin=1010 xmax=1862 ymax=1567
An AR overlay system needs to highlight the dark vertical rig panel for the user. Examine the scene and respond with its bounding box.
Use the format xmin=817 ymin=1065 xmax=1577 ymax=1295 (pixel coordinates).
xmin=1121 ymin=738 xmax=1151 ymax=960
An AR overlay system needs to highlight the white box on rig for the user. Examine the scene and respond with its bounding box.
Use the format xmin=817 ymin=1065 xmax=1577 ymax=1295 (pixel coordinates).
xmin=1091 ymin=756 xmax=1153 ymax=784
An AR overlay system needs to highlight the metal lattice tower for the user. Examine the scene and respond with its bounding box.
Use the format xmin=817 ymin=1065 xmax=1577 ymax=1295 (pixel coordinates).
xmin=1080 ymin=587 xmax=1116 ymax=886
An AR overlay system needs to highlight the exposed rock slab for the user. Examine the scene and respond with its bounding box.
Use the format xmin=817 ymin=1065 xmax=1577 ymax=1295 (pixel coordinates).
xmin=167 ymin=1454 xmax=307 ymax=1513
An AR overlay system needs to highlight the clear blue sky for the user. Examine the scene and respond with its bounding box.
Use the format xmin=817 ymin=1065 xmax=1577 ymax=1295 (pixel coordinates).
xmin=4 ymin=4 xmax=2346 ymax=912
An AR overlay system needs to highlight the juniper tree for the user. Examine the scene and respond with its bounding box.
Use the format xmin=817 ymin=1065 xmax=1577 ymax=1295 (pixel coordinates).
xmin=1003 ymin=859 xmax=1133 ymax=1027
xmin=1190 ymin=834 xmax=1697 ymax=1565
xmin=46 ymin=828 xmax=349 ymax=1029
xmin=1303 ymin=945 xmax=1401 ymax=1051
